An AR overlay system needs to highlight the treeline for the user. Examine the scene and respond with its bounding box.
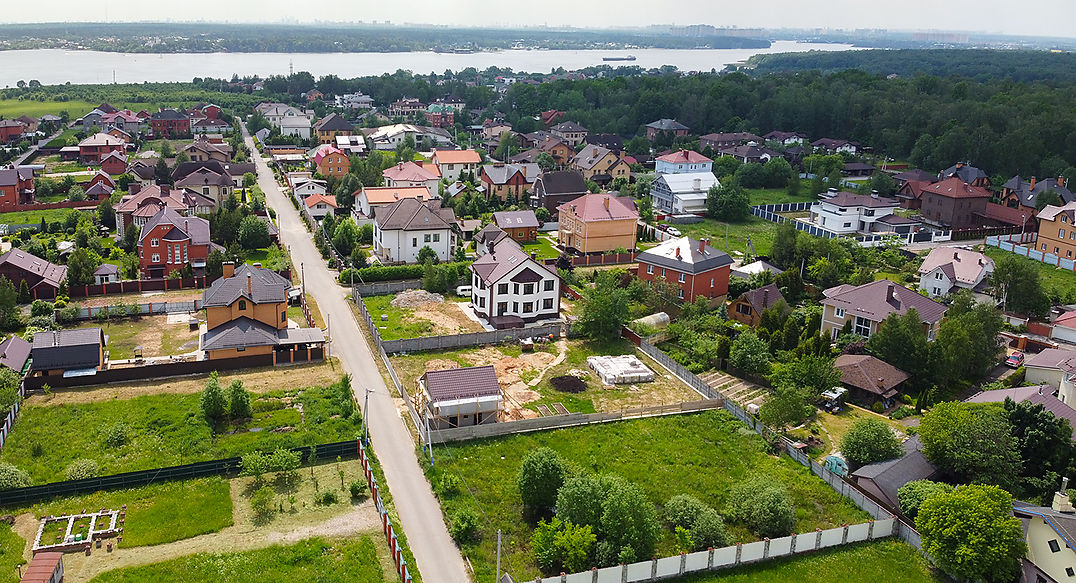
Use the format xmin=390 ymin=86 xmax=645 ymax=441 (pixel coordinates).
xmin=495 ymin=68 xmax=1076 ymax=178
xmin=0 ymin=23 xmax=768 ymax=54
xmin=745 ymin=49 xmax=1076 ymax=84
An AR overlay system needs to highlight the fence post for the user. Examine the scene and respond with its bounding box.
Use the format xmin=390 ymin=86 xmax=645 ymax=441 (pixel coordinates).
xmin=679 ymin=552 xmax=687 ymax=575
xmin=734 ymin=543 xmax=742 ymax=565
xmin=841 ymin=524 xmax=849 ymax=544
xmin=762 ymin=538 xmax=770 ymax=559
xmin=867 ymin=519 xmax=875 ymax=540
xmin=814 ymin=529 xmax=822 ymax=550
xmin=650 ymin=556 xmax=658 ymax=579
xmin=707 ymin=548 xmax=714 ymax=569
xmin=592 ymin=567 xmax=599 ymax=583
xmin=621 ymin=563 xmax=628 ymax=583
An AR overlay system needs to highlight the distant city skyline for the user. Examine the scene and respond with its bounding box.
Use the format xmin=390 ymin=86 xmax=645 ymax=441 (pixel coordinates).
xmin=4 ymin=0 xmax=1076 ymax=39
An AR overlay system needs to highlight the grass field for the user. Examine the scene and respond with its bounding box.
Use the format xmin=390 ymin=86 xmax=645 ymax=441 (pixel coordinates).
xmin=0 ymin=99 xmax=98 ymax=119
xmin=744 ymin=182 xmax=814 ymax=206
xmin=424 ymin=410 xmax=868 ymax=582
xmin=982 ymin=245 xmax=1076 ymax=301
xmin=788 ymin=405 xmax=910 ymax=461
xmin=1 ymin=380 xmax=359 ymax=483
xmin=0 ymin=208 xmax=91 ymax=226
xmin=681 ymin=540 xmax=943 ymax=583
xmin=21 ymin=477 xmax=233 ymax=547
xmin=659 ymin=216 xmax=778 ymax=259
xmin=74 ymin=315 xmax=200 ymax=360
xmin=88 ymin=536 xmax=387 ymax=583
xmin=0 ymin=523 xmax=24 ymax=583
xmin=362 ymin=294 xmax=481 ymax=341
xmin=522 ymin=235 xmax=561 ymax=260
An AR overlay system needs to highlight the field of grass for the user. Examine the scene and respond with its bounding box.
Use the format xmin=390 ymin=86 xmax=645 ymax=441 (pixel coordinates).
xmin=89 ymin=536 xmax=387 ymax=583
xmin=362 ymin=294 xmax=480 ymax=341
xmin=20 ymin=477 xmax=233 ymax=547
xmin=660 ymin=216 xmax=778 ymax=259
xmin=0 ymin=208 xmax=90 ymax=226
xmin=74 ymin=315 xmax=200 ymax=360
xmin=139 ymin=139 xmax=192 ymax=156
xmin=0 ymin=99 xmax=98 ymax=119
xmin=522 ymin=236 xmax=560 ymax=260
xmin=0 ymin=381 xmax=359 ymax=484
xmin=744 ymin=182 xmax=814 ymax=206
xmin=424 ymin=410 xmax=868 ymax=582
xmin=0 ymin=523 xmax=24 ymax=583
xmin=982 ymin=245 xmax=1076 ymax=301
xmin=681 ymin=540 xmax=942 ymax=583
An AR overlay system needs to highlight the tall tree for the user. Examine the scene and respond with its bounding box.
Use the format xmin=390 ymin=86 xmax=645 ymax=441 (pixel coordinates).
xmin=918 ymin=401 xmax=1021 ymax=489
xmin=932 ymin=291 xmax=1003 ymax=386
xmin=706 ymin=183 xmax=750 ymax=222
xmin=865 ymin=309 xmax=931 ymax=392
xmin=990 ymin=254 xmax=1049 ymax=317
xmin=575 ymin=272 xmax=630 ymax=340
xmin=1004 ymin=398 xmax=1075 ymax=500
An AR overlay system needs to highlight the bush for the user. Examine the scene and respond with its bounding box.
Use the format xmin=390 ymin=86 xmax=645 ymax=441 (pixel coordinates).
xmin=30 ymin=300 xmax=54 ymax=317
xmin=726 ymin=476 xmax=795 ymax=538
xmin=691 ymin=508 xmax=728 ymax=550
xmin=64 ymin=458 xmax=100 ymax=481
xmin=871 ymin=402 xmax=884 ymax=413
xmin=56 ymin=305 xmax=80 ymax=324
xmin=532 ymin=517 xmax=597 ymax=574
xmin=665 ymin=494 xmax=707 ymax=530
xmin=0 ymin=462 xmax=31 ymax=489
xmin=450 ymin=508 xmax=480 ymax=543
xmin=898 ymin=479 xmax=954 ymax=519
xmin=840 ymin=418 xmax=903 ymax=469
xmin=227 ymin=380 xmax=252 ymax=419
xmin=316 ymin=490 xmax=339 ymax=506
xmin=437 ymin=473 xmax=462 ymax=498
xmin=349 ymin=479 xmax=369 ymax=500
xmin=251 ymin=485 xmax=275 ymax=517
xmin=518 ymin=447 xmax=566 ymax=517
xmin=200 ymin=373 xmax=227 ymax=425
xmin=240 ymin=451 xmax=269 ymax=479
xmin=557 ymin=474 xmax=605 ymax=529
xmin=890 ymin=406 xmax=915 ymax=420
xmin=599 ymin=477 xmax=659 ymax=562
xmin=267 ymin=448 xmax=302 ymax=474
xmin=102 ymin=422 xmax=130 ymax=448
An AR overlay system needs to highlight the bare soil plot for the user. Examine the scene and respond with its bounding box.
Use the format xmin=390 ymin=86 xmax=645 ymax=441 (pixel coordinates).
xmin=77 ymin=289 xmax=205 ymax=309
xmin=72 ymin=315 xmax=199 ymax=360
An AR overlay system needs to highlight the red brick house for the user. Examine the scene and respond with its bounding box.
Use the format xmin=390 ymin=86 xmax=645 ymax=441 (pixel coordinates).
xmin=100 ymin=151 xmax=128 ymax=175
xmin=0 ymin=119 xmax=26 ymax=142
xmin=137 ymin=207 xmax=212 ymax=278
xmin=919 ymin=177 xmax=992 ymax=230
xmin=150 ymin=109 xmax=191 ymax=137
xmin=635 ymin=236 xmax=732 ymax=304
xmin=201 ymin=104 xmax=222 ymax=119
xmin=78 ymin=133 xmax=126 ymax=163
xmin=0 ymin=249 xmax=66 ymax=297
xmin=0 ymin=167 xmax=34 ymax=210
xmin=85 ymin=171 xmax=115 ymax=193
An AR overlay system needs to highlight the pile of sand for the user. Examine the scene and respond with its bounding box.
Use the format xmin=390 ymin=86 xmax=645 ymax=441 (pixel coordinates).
xmin=392 ymin=289 xmax=444 ymax=308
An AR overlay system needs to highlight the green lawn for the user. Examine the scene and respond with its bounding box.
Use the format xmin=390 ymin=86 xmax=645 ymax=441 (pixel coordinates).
xmin=744 ymin=182 xmax=815 ymax=206
xmin=89 ymin=536 xmax=387 ymax=583
xmin=424 ymin=410 xmax=868 ymax=582
xmin=0 ymin=380 xmax=360 ymax=484
xmin=680 ymin=540 xmax=942 ymax=583
xmin=983 ymin=246 xmax=1076 ymax=301
xmin=0 ymin=523 xmax=24 ymax=583
xmin=660 ymin=216 xmax=778 ymax=258
xmin=522 ymin=236 xmax=560 ymax=260
xmin=0 ymin=208 xmax=90 ymax=227
xmin=140 ymin=139 xmax=192 ymax=156
xmin=44 ymin=128 xmax=80 ymax=148
xmin=362 ymin=295 xmax=435 ymax=340
xmin=74 ymin=316 xmax=200 ymax=360
xmin=19 ymin=477 xmax=233 ymax=547
xmin=0 ymin=99 xmax=98 ymax=119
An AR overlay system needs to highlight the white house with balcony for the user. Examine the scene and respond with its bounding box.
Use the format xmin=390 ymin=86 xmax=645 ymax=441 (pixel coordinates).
xmin=655 ymin=150 xmax=713 ymax=176
xmin=808 ymin=191 xmax=905 ymax=235
xmin=469 ymin=238 xmax=560 ymax=329
xmin=650 ymin=172 xmax=719 ymax=214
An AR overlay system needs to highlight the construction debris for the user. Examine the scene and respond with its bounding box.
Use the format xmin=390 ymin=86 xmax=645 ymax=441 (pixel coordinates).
xmin=391 ymin=289 xmax=444 ymax=308
xmin=587 ymin=355 xmax=655 ymax=385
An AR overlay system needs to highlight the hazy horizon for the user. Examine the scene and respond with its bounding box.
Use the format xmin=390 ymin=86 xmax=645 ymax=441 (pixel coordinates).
xmin=2 ymin=0 xmax=1074 ymax=39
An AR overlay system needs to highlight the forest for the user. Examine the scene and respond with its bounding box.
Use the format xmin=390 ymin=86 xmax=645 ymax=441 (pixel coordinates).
xmin=0 ymin=23 xmax=769 ymax=53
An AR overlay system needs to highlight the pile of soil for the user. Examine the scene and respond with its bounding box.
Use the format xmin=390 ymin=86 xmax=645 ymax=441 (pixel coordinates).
xmin=392 ymin=289 xmax=444 ymax=308
xmin=550 ymin=375 xmax=587 ymax=393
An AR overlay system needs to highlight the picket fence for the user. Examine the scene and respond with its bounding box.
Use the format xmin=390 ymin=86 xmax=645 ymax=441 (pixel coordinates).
xmin=358 ymin=438 xmax=414 ymax=583
xmin=0 ymin=383 xmax=25 ymax=451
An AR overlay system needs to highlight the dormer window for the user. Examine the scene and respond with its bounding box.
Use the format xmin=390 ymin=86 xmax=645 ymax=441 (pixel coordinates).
xmin=239 ymin=300 xmax=247 ymax=311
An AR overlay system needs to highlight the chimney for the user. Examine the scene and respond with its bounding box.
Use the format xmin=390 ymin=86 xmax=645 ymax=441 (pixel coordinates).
xmin=487 ymin=241 xmax=495 ymax=255
xmin=675 ymin=246 xmax=682 ymax=260
xmin=223 ymin=261 xmax=235 ymax=278
xmin=1030 ymin=176 xmax=1038 ymax=190
xmin=1060 ymin=176 xmax=1066 ymax=188
xmin=130 ymin=183 xmax=141 ymax=195
xmin=592 ymin=147 xmax=598 ymax=157
xmin=398 ymin=162 xmax=404 ymax=170
xmin=698 ymin=238 xmax=705 ymax=253
xmin=1053 ymin=477 xmax=1075 ymax=513
xmin=953 ymin=251 xmax=959 ymax=260
xmin=247 ymin=273 xmax=252 ymax=295
xmin=870 ymin=189 xmax=879 ymax=199
xmin=603 ymin=196 xmax=610 ymax=210
xmin=184 ymin=219 xmax=188 ymax=233
xmin=886 ymin=282 xmax=896 ymax=303
xmin=161 ymin=185 xmax=170 ymax=195
xmin=763 ymin=288 xmax=769 ymax=305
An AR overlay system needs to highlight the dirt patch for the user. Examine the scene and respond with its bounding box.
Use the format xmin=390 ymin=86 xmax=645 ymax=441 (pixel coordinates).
xmin=550 ymin=375 xmax=586 ymax=393
xmin=391 ymin=289 xmax=444 ymax=308
xmin=78 ymin=289 xmax=204 ymax=309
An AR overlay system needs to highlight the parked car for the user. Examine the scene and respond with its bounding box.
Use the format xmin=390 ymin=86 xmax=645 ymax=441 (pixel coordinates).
xmin=1005 ymin=352 xmax=1025 ymax=368
xmin=666 ymin=226 xmax=682 ymax=236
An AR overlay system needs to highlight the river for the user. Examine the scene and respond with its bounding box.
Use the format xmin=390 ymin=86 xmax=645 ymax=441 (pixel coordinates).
xmin=0 ymin=41 xmax=854 ymax=85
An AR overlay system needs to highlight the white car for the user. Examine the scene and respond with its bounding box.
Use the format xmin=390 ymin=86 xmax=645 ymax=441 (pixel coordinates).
xmin=666 ymin=226 xmax=681 ymax=236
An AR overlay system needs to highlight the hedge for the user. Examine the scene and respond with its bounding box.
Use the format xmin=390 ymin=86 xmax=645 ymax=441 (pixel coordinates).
xmin=338 ymin=261 xmax=471 ymax=284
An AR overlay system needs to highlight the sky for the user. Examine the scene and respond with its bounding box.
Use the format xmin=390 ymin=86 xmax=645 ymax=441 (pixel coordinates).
xmin=4 ymin=0 xmax=1076 ymax=39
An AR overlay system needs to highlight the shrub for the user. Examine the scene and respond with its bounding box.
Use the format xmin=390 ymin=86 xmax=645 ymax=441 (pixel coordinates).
xmin=898 ymin=479 xmax=954 ymax=519
xmin=56 ymin=305 xmax=80 ymax=324
xmin=557 ymin=474 xmax=605 ymax=529
xmin=450 ymin=508 xmax=480 ymax=543
xmin=840 ymin=418 xmax=903 ymax=469
xmin=890 ymin=406 xmax=915 ymax=420
xmin=599 ymin=477 xmax=659 ymax=562
xmin=437 ymin=473 xmax=462 ymax=498
xmin=64 ymin=458 xmax=100 ymax=481
xmin=665 ymin=494 xmax=707 ymax=530
xmin=691 ymin=508 xmax=728 ymax=550
xmin=102 ymin=422 xmax=131 ymax=448
xmin=316 ymin=490 xmax=339 ymax=506
xmin=200 ymin=373 xmax=227 ymax=425
xmin=0 ymin=462 xmax=31 ymax=489
xmin=267 ymin=449 xmax=302 ymax=474
xmin=532 ymin=517 xmax=597 ymax=574
xmin=251 ymin=485 xmax=275 ymax=517
xmin=30 ymin=300 xmax=54 ymax=317
xmin=349 ymin=479 xmax=369 ymax=500
xmin=240 ymin=451 xmax=269 ymax=479
xmin=871 ymin=402 xmax=884 ymax=413
xmin=227 ymin=380 xmax=252 ymax=419
xmin=726 ymin=476 xmax=795 ymax=538
xmin=518 ymin=447 xmax=566 ymax=517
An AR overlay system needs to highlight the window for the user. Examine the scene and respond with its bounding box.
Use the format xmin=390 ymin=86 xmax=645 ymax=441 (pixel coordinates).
xmin=935 ymin=272 xmax=942 ymax=279
xmin=677 ymin=289 xmax=684 ymax=299
xmin=523 ymin=302 xmax=533 ymax=313
xmin=834 ymin=307 xmax=845 ymax=318
xmin=661 ymin=268 xmax=666 ymax=277
xmin=1061 ymin=229 xmax=1067 ymax=238
xmin=237 ymin=346 xmax=245 ymax=352
xmin=497 ymin=302 xmax=507 ymax=315
xmin=424 ymin=234 xmax=431 ymax=243
xmin=1049 ymin=539 xmax=1061 ymax=553
xmin=854 ymin=316 xmax=872 ymax=337
xmin=678 ymin=273 xmax=686 ymax=283
xmin=239 ymin=300 xmax=247 ymax=311
xmin=281 ymin=311 xmax=286 ymax=323
xmin=479 ymin=297 xmax=485 ymax=307
xmin=203 ymin=187 xmax=210 ymax=196
xmin=543 ymin=298 xmax=554 ymax=310
xmin=1057 ymin=247 xmax=1061 ymax=254
xmin=151 ymin=238 xmax=159 ymax=247
xmin=512 ymin=302 xmax=519 ymax=312
xmin=544 ymin=280 xmax=554 ymax=291
xmin=412 ymin=238 xmax=418 ymax=248
xmin=513 ymin=284 xmax=520 ymax=294
xmin=524 ymin=283 xmax=534 ymax=295
xmin=151 ymin=253 xmax=160 ymax=262
xmin=1065 ymin=216 xmax=1070 ymax=223
xmin=498 ymin=283 xmax=509 ymax=294
xmin=647 ymin=265 xmax=653 ymax=274
xmin=1066 ymin=567 xmax=1074 ymax=577
xmin=1044 ymin=243 xmax=1049 ymax=251
xmin=843 ymin=222 xmax=852 ymax=228
xmin=736 ymin=303 xmax=752 ymax=316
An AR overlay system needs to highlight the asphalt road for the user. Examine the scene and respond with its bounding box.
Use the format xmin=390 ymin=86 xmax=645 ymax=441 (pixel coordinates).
xmin=243 ymin=128 xmax=471 ymax=583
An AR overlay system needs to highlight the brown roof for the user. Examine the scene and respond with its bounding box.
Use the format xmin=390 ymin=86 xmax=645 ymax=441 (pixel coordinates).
xmin=656 ymin=150 xmax=711 ymax=164
xmin=736 ymin=283 xmax=785 ymax=313
xmin=0 ymin=250 xmax=67 ymax=289
xmin=823 ymin=280 xmax=947 ymax=324
xmin=471 ymin=238 xmax=554 ymax=285
xmin=921 ymin=176 xmax=991 ymax=200
xmin=374 ymin=198 xmax=455 ymax=231
xmin=432 ymin=149 xmax=481 ymax=165
xmin=834 ymin=354 xmax=909 ymax=397
xmin=421 ymin=365 xmax=501 ymax=403
xmin=557 ymin=193 xmax=638 ymax=222
xmin=965 ymin=385 xmax=1076 ymax=439
xmin=917 ymin=247 xmax=994 ymax=285
xmin=20 ymin=551 xmax=63 ymax=583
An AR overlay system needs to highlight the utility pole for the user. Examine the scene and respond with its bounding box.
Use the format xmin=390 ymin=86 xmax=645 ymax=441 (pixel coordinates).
xmin=496 ymin=530 xmax=502 ymax=583
xmin=363 ymin=386 xmax=370 ymax=445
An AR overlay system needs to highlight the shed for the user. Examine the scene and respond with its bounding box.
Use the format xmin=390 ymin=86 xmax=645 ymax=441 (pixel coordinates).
xmin=20 ymin=551 xmax=63 ymax=583
xmin=420 ymin=366 xmax=502 ymax=430
xmin=833 ymin=354 xmax=910 ymax=408
xmin=30 ymin=328 xmax=107 ymax=377
xmin=851 ymin=436 xmax=937 ymax=511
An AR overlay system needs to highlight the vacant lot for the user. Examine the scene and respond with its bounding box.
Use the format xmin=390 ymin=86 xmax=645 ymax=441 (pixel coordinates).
xmin=658 ymin=216 xmax=777 ymax=259
xmin=425 ymin=410 xmax=868 ymax=582
xmin=983 ymin=245 xmax=1076 ymax=301
xmin=2 ymin=377 xmax=359 ymax=483
xmin=32 ymin=154 xmax=90 ymax=174
xmin=76 ymin=289 xmax=205 ymax=309
xmin=88 ymin=536 xmax=387 ymax=583
xmin=390 ymin=338 xmax=699 ymax=419
xmin=363 ymin=293 xmax=483 ymax=341
xmin=74 ymin=314 xmax=200 ymax=360
xmin=0 ymin=208 xmax=89 ymax=226
xmin=0 ymin=99 xmax=98 ymax=119
xmin=682 ymin=540 xmax=942 ymax=583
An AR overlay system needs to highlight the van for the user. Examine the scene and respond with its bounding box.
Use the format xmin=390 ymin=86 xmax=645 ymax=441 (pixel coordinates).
xmin=455 ymin=285 xmax=472 ymax=296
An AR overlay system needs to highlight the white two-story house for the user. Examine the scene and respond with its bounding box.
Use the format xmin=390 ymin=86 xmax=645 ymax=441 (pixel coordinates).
xmin=469 ymin=238 xmax=560 ymax=329
xmin=809 ymin=191 xmax=904 ymax=235
xmin=650 ymin=172 xmax=719 ymax=214
xmin=917 ymin=247 xmax=995 ymax=297
xmin=373 ymin=198 xmax=457 ymax=264
xmin=655 ymin=150 xmax=713 ymax=176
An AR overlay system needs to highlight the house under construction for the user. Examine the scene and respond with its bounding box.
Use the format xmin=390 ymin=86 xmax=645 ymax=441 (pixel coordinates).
xmin=417 ymin=365 xmax=503 ymax=430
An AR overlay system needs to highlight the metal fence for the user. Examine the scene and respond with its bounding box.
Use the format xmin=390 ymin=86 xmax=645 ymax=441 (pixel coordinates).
xmin=986 ymin=233 xmax=1076 ymax=272
xmin=0 ymin=440 xmax=359 ymax=506
xmin=381 ymin=325 xmax=561 ymax=354
xmin=529 ymin=518 xmax=897 ymax=583
xmin=357 ymin=438 xmax=414 ymax=583
xmin=0 ymin=383 xmax=25 ymax=451
xmin=67 ymin=300 xmax=203 ymax=321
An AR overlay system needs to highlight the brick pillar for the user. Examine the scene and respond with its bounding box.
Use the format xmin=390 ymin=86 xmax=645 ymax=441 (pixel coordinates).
xmin=591 ymin=567 xmax=599 ymax=582
xmin=763 ymin=538 xmax=770 ymax=559
xmin=707 ymin=548 xmax=714 ymax=569
xmin=734 ymin=543 xmax=742 ymax=565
